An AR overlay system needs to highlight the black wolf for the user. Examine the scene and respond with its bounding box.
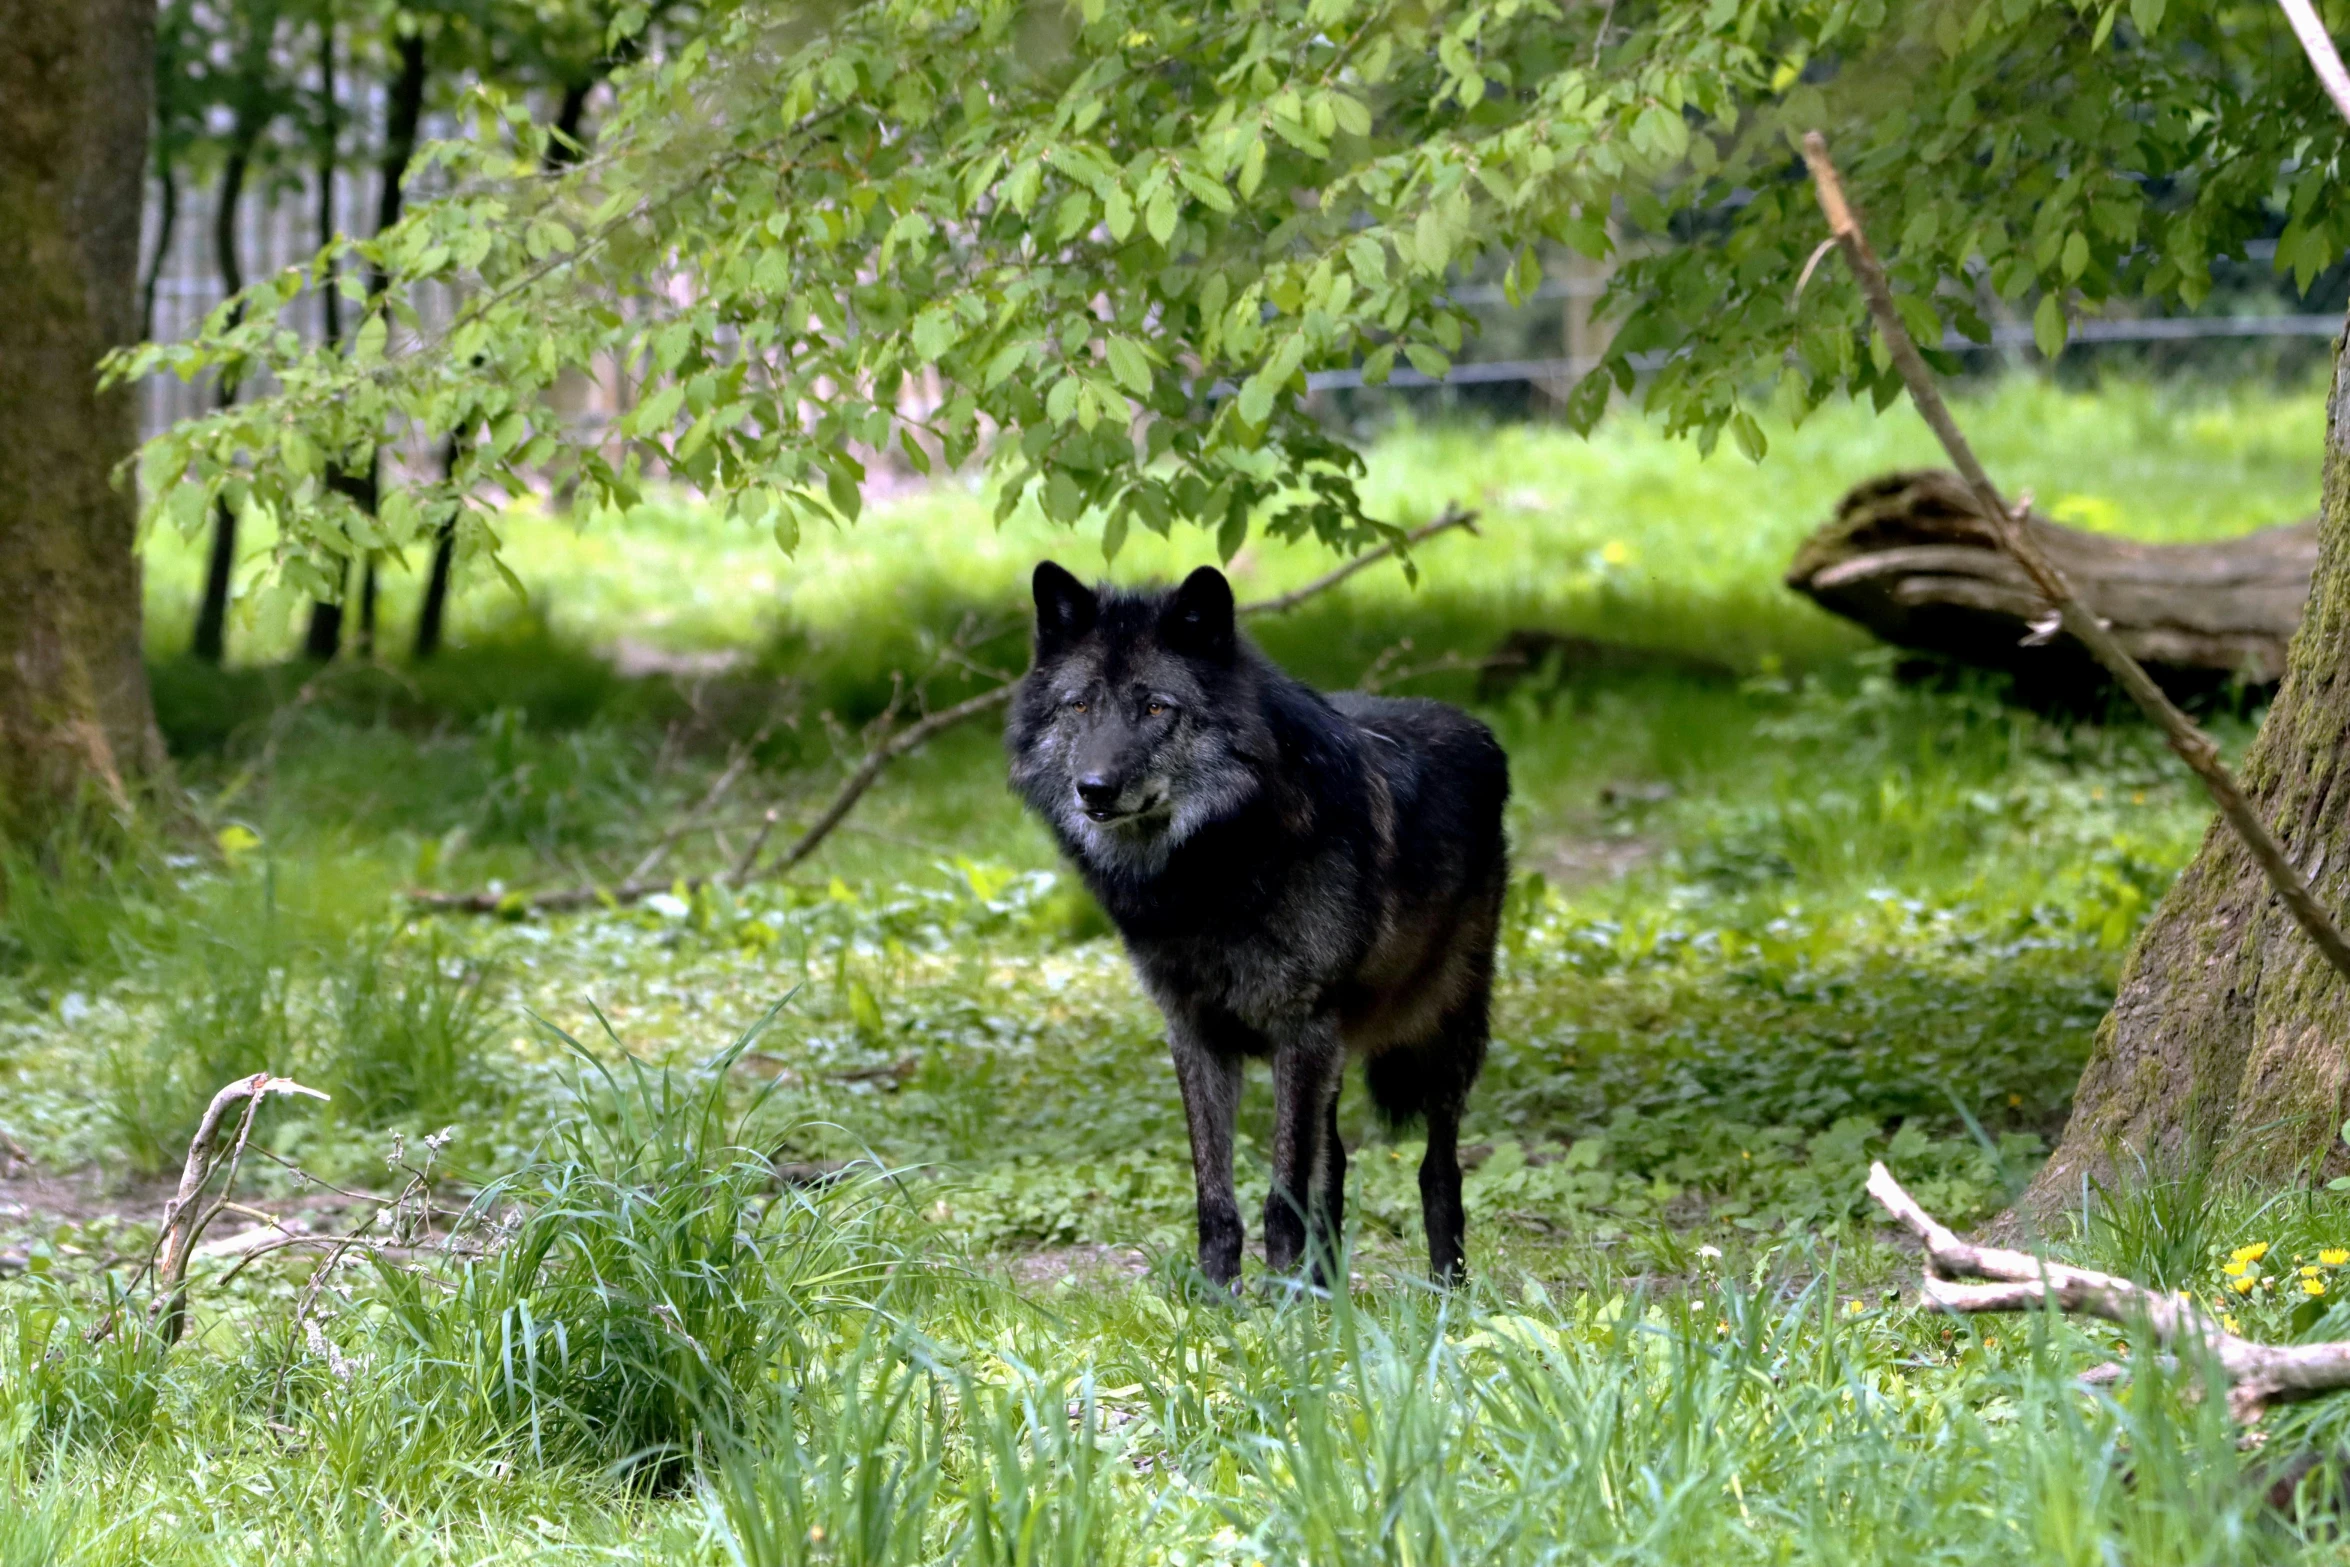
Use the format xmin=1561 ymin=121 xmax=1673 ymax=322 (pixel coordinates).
xmin=1007 ymin=561 xmax=1510 ymax=1285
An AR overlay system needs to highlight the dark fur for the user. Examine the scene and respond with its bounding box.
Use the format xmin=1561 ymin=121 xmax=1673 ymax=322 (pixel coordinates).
xmin=1007 ymin=561 xmax=1510 ymax=1285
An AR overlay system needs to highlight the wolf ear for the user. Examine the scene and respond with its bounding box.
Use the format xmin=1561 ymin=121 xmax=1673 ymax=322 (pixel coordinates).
xmin=1032 ymin=560 xmax=1098 ymax=655
xmin=1161 ymin=566 xmax=1236 ymax=663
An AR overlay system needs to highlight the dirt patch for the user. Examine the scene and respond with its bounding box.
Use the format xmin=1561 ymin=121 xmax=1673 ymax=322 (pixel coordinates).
xmin=1000 ymin=1243 xmax=1154 ymax=1291
xmin=0 ymin=1163 xmax=178 ymax=1231
xmin=1535 ymin=832 xmax=1660 ymax=887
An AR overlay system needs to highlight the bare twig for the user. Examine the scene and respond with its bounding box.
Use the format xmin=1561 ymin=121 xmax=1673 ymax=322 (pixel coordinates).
xmin=1237 ymin=506 xmax=1481 ymax=616
xmin=411 ymin=505 xmax=1482 ymax=914
xmin=624 ymin=736 xmax=765 ymax=885
xmin=1801 ymin=133 xmax=2350 ymax=985
xmin=2276 ymin=0 xmax=2350 ymax=129
xmin=91 ymin=1074 xmax=330 ymax=1346
xmin=1868 ymin=1161 xmax=2350 ymax=1421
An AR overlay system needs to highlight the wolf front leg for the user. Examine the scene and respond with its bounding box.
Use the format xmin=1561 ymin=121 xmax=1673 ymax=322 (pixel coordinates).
xmin=1169 ymin=1025 xmax=1245 ymax=1289
xmin=1264 ymin=1021 xmax=1345 ymax=1278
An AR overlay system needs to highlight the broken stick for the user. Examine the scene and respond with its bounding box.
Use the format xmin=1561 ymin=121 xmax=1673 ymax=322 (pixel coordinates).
xmin=1868 ymin=1161 xmax=2350 ymax=1422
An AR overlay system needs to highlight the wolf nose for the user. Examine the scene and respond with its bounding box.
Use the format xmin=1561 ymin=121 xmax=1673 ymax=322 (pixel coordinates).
xmin=1076 ymin=776 xmax=1121 ymax=812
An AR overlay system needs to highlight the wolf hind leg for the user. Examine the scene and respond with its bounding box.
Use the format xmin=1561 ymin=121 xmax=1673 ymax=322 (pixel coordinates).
xmin=1170 ymin=1025 xmax=1245 ymax=1289
xmin=1365 ymin=1009 xmax=1488 ymax=1286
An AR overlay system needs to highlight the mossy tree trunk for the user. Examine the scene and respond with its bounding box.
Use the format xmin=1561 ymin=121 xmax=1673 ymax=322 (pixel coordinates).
xmin=2027 ymin=314 xmax=2350 ymax=1208
xmin=0 ymin=0 xmax=166 ymax=834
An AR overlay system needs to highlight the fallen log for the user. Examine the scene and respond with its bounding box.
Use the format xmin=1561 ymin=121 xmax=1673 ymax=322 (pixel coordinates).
xmin=1787 ymin=469 xmax=2316 ymax=700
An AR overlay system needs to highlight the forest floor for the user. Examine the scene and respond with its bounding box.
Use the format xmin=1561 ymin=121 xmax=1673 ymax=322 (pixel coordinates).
xmin=7 ymin=378 xmax=2350 ymax=1562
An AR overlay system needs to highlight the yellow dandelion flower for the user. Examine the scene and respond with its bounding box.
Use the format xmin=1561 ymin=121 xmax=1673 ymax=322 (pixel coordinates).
xmin=2308 ymin=1278 xmax=2329 ymax=1297
xmin=2231 ymin=1275 xmax=2258 ymax=1294
xmin=2232 ymin=1242 xmax=2271 ymax=1265
xmin=1844 ymin=1298 xmax=1864 ymax=1315
xmin=2323 ymin=1249 xmax=2348 ymax=1267
xmin=2304 ymin=1265 xmax=2324 ymax=1279
xmin=2224 ymin=1314 xmax=2242 ymax=1333
xmin=2223 ymin=1259 xmax=2249 ymax=1277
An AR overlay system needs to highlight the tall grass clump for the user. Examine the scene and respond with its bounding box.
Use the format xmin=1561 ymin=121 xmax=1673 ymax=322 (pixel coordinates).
xmin=311 ymin=928 xmax=503 ymax=1128
xmin=0 ymin=810 xmax=183 ymax=980
xmin=359 ymin=1008 xmax=934 ymax=1486
xmin=101 ymin=923 xmax=299 ymax=1174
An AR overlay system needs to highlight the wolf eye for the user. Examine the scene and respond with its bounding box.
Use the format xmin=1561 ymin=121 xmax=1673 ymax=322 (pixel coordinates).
xmin=1067 ymin=699 xmax=1087 ymax=713
xmin=1146 ymin=701 xmax=1167 ymax=717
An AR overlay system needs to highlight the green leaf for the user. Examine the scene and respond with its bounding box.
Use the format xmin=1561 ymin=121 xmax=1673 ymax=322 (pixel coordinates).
xmin=1047 ymin=375 xmax=1083 ymax=424
xmin=1731 ymin=411 xmax=1767 ymax=461
xmin=1216 ymin=506 xmax=1247 ymax=562
xmin=1237 ymin=375 xmax=1276 ymax=427
xmin=2061 ymin=230 xmax=2090 ymax=281
xmin=1106 ymin=338 xmax=1153 ymax=394
xmin=1403 ymin=344 xmax=1451 ymax=379
xmin=2032 ymin=293 xmax=2068 ymax=359
xmin=1146 ymin=186 xmax=1179 ymax=246
xmin=826 ymin=464 xmax=863 ymax=523
xmin=983 ymin=342 xmax=1031 ymax=390
xmin=1238 ymin=135 xmax=1267 ymax=199
xmin=1176 ymin=168 xmax=1234 ymax=213
xmin=2131 ymin=0 xmax=2164 ymax=33
xmin=1104 ymin=186 xmax=1135 ymax=241
xmin=631 ymin=382 xmax=685 ymax=436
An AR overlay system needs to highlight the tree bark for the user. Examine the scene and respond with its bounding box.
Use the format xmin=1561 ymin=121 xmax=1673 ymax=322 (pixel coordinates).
xmin=1788 ymin=470 xmax=2317 ymax=704
xmin=0 ymin=0 xmax=165 ymax=832
xmin=2025 ymin=313 xmax=2350 ymax=1210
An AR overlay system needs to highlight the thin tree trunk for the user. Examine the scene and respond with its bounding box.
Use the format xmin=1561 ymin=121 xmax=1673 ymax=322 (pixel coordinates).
xmin=315 ymin=17 xmax=340 ymax=349
xmin=140 ymin=160 xmax=176 ymax=344
xmin=0 ymin=0 xmax=164 ymax=830
xmin=2024 ymin=310 xmax=2350 ymax=1210
xmin=414 ymin=71 xmax=595 ymax=659
xmin=413 ymin=437 xmax=462 ymax=659
xmin=308 ymin=28 xmax=424 ymax=661
xmin=191 ymin=130 xmax=256 ymax=665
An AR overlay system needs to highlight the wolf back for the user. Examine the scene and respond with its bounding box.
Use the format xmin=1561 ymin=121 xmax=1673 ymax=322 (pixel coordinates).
xmin=1006 ymin=561 xmax=1509 ymax=1285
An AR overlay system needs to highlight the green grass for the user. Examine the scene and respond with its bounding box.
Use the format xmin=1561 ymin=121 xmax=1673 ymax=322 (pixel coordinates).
xmin=3 ymin=371 xmax=2346 ymax=1558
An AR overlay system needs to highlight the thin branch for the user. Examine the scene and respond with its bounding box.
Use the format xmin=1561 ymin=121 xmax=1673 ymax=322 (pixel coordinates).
xmin=1238 ymin=506 xmax=1480 ymax=615
xmin=2276 ymin=0 xmax=2350 ymax=128
xmin=1868 ymin=1162 xmax=2350 ymax=1421
xmin=410 ymin=504 xmax=1482 ymax=915
xmin=91 ymin=1074 xmax=330 ymax=1346
xmin=1801 ymin=132 xmax=2350 ymax=986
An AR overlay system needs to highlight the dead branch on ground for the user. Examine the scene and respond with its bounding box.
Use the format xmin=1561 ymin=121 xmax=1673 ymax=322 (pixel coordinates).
xmin=1802 ymin=134 xmax=2350 ymax=984
xmin=409 ymin=504 xmax=1480 ymax=916
xmin=1867 ymin=1161 xmax=2350 ymax=1422
xmin=90 ymin=1073 xmax=330 ymax=1345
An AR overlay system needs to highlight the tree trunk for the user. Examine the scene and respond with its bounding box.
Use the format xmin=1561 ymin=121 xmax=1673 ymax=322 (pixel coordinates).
xmin=0 ymin=0 xmax=165 ymax=832
xmin=191 ymin=139 xmax=252 ymax=666
xmin=1788 ymin=470 xmax=2317 ymax=705
xmin=2025 ymin=314 xmax=2350 ymax=1209
xmin=308 ymin=28 xmax=427 ymax=661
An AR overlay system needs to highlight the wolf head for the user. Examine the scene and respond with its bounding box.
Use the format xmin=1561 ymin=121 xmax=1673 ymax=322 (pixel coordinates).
xmin=1007 ymin=561 xmax=1267 ymax=878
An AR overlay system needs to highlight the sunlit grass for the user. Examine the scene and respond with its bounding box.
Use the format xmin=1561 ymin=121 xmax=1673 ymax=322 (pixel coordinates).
xmin=4 ymin=372 xmax=2342 ymax=1559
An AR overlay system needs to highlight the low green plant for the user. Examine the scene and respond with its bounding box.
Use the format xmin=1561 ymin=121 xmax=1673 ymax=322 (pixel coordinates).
xmin=310 ymin=929 xmax=503 ymax=1129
